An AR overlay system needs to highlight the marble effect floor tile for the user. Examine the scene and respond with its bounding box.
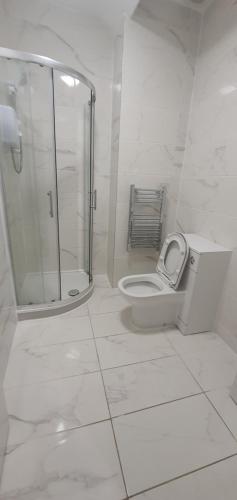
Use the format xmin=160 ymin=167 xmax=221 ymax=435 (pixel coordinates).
xmin=13 ymin=316 xmax=94 ymax=349
xmin=57 ymin=303 xmax=89 ymax=318
xmin=206 ymin=387 xmax=237 ymax=439
xmin=4 ymin=340 xmax=99 ymax=388
xmin=96 ymin=332 xmax=175 ymax=370
xmin=103 ymin=356 xmax=201 ymax=417
xmin=91 ymin=310 xmax=134 ymax=338
xmin=6 ymin=372 xmax=109 ymax=448
xmin=93 ymin=274 xmax=111 ymax=288
xmin=132 ymin=455 xmax=237 ymax=500
xmin=0 ymin=421 xmax=126 ymax=500
xmin=168 ymin=331 xmax=237 ymax=391
xmin=88 ymin=288 xmax=128 ymax=315
xmin=113 ymin=394 xmax=237 ymax=496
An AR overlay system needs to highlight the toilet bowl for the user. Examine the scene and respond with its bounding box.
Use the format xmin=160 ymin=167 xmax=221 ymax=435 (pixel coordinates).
xmin=118 ymin=233 xmax=189 ymax=328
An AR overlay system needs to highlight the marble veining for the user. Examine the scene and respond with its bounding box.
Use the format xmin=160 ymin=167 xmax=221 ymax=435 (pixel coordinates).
xmin=96 ymin=332 xmax=175 ymax=370
xmin=175 ymin=0 xmax=237 ymax=352
xmin=113 ymin=394 xmax=237 ymax=496
xmin=6 ymin=372 xmax=109 ymax=450
xmin=108 ymin=0 xmax=201 ymax=283
xmin=4 ymin=339 xmax=100 ymax=388
xmin=0 ymin=421 xmax=126 ymax=500
xmin=103 ymin=356 xmax=201 ymax=417
xmin=1 ymin=283 xmax=237 ymax=498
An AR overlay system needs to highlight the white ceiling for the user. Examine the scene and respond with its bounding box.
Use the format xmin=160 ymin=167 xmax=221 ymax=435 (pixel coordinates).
xmin=51 ymin=0 xmax=140 ymax=33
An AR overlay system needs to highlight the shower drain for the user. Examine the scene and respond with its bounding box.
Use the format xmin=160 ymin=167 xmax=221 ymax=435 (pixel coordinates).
xmin=68 ymin=289 xmax=80 ymax=297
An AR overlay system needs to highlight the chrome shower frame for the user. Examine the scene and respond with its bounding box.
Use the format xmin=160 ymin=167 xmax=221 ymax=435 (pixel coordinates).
xmin=0 ymin=47 xmax=96 ymax=319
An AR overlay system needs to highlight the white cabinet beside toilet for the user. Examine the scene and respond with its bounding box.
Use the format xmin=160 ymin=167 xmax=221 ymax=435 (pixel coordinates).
xmin=177 ymin=234 xmax=231 ymax=336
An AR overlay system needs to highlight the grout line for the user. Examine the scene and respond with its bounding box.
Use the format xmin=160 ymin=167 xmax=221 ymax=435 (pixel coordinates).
xmin=12 ymin=326 xmax=174 ymax=350
xmin=12 ymin=335 xmax=95 ymax=350
xmin=88 ymin=312 xmax=129 ymax=499
xmin=100 ymin=353 xmax=176 ymax=372
xmin=3 ymin=353 xmax=177 ymax=390
xmin=166 ymin=334 xmax=237 ymax=442
xmin=204 ymin=390 xmax=237 ymax=443
xmin=5 ymin=417 xmax=112 ymax=454
xmin=128 ymin=452 xmax=237 ymax=499
xmin=3 ymin=368 xmax=101 ymax=391
xmin=111 ymin=391 xmax=204 ymax=421
xmin=166 ymin=335 xmax=205 ymax=392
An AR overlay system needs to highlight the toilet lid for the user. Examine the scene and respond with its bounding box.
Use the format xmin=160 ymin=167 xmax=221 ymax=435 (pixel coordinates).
xmin=156 ymin=233 xmax=189 ymax=289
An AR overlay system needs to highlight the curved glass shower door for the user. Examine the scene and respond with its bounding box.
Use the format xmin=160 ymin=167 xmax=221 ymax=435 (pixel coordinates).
xmin=53 ymin=70 xmax=92 ymax=299
xmin=0 ymin=59 xmax=60 ymax=304
xmin=0 ymin=48 xmax=95 ymax=312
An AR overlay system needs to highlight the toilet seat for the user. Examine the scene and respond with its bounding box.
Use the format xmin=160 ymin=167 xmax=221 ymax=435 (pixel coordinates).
xmin=118 ymin=232 xmax=189 ymax=328
xmin=157 ymin=232 xmax=189 ymax=289
xmin=119 ymin=273 xmax=175 ymax=299
xmin=118 ymin=233 xmax=189 ymax=302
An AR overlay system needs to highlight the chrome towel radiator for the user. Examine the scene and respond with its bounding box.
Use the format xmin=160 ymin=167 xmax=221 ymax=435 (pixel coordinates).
xmin=127 ymin=184 xmax=166 ymax=251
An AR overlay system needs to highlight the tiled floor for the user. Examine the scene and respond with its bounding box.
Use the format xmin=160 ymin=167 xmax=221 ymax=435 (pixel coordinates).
xmin=1 ymin=276 xmax=237 ymax=499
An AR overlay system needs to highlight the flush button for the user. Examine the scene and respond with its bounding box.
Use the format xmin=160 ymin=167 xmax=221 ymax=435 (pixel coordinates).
xmin=190 ymin=256 xmax=195 ymax=265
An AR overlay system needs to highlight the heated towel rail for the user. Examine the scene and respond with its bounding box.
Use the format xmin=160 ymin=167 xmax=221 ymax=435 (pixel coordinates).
xmin=127 ymin=184 xmax=166 ymax=251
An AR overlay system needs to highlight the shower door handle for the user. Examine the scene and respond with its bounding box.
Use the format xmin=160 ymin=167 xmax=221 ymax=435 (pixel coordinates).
xmin=91 ymin=189 xmax=97 ymax=210
xmin=47 ymin=190 xmax=54 ymax=218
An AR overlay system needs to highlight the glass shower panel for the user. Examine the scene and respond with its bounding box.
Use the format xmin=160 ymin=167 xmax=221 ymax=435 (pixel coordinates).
xmin=0 ymin=59 xmax=60 ymax=305
xmin=53 ymin=70 xmax=91 ymax=299
xmin=28 ymin=63 xmax=61 ymax=303
xmin=0 ymin=58 xmax=45 ymax=305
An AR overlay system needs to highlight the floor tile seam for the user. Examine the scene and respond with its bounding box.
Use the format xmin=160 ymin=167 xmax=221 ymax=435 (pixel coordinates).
xmin=18 ymin=311 xmax=90 ymax=326
xmin=3 ymin=368 xmax=102 ymax=390
xmin=3 ymin=369 xmax=110 ymax=393
xmin=91 ymin=328 xmax=178 ymax=339
xmin=92 ymin=331 xmax=134 ymax=339
xmin=166 ymin=336 xmax=237 ymax=441
xmin=166 ymin=336 xmax=205 ymax=392
xmin=4 ymin=416 xmax=116 ymax=457
xmin=204 ymin=390 xmax=237 ymax=443
xmin=100 ymin=353 xmax=177 ymax=372
xmin=88 ymin=312 xmax=129 ymax=498
xmin=101 ymin=354 xmax=183 ymax=374
xmin=3 ymin=354 xmax=177 ymax=391
xmin=110 ymin=391 xmax=204 ymax=420
xmin=11 ymin=334 xmax=96 ymax=351
xmin=127 ymin=452 xmax=237 ymax=499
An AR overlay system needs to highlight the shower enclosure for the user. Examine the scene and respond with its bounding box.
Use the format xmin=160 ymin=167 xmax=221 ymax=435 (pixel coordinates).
xmin=0 ymin=48 xmax=96 ymax=318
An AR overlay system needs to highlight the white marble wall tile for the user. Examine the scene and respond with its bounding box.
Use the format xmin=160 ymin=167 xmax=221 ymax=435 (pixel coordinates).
xmin=175 ymin=0 xmax=237 ymax=352
xmin=109 ymin=0 xmax=201 ymax=283
xmin=107 ymin=31 xmax=124 ymax=284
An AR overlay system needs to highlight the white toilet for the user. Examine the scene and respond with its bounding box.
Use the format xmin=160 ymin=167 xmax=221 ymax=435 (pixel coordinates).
xmin=118 ymin=232 xmax=189 ymax=328
xmin=118 ymin=232 xmax=231 ymax=332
